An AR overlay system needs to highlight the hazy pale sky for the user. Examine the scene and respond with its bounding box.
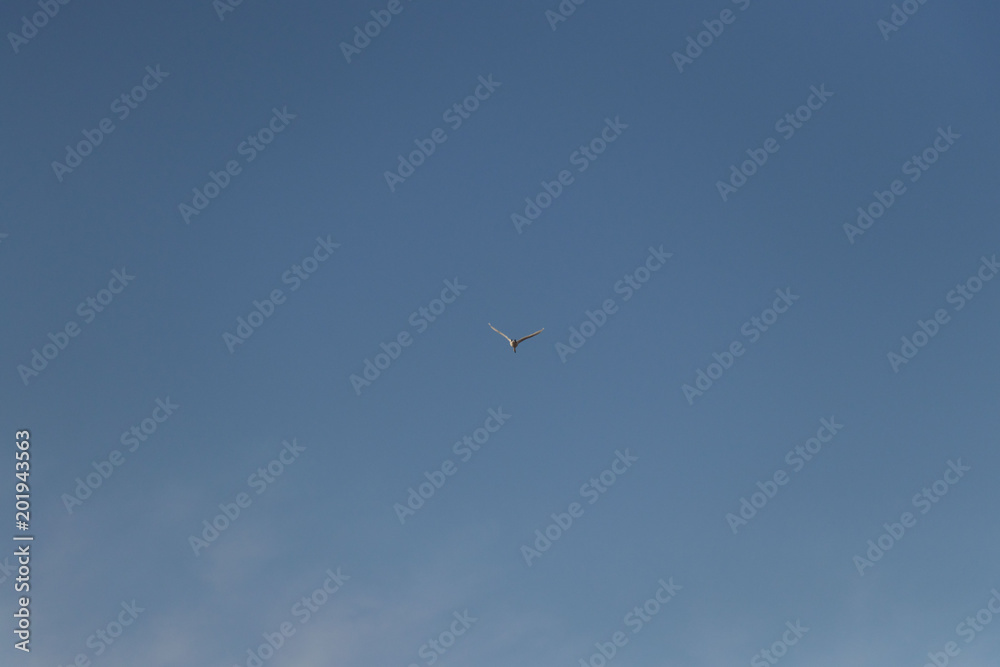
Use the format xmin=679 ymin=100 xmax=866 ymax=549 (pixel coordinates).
xmin=2 ymin=1 xmax=999 ymax=666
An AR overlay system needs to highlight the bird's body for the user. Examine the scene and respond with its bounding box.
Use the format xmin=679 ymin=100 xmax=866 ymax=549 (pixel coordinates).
xmin=489 ymin=323 xmax=544 ymax=352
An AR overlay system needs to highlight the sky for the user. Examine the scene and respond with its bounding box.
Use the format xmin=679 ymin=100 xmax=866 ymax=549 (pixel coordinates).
xmin=1 ymin=0 xmax=999 ymax=665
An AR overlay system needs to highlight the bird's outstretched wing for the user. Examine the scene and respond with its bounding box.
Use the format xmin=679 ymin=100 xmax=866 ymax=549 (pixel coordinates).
xmin=488 ymin=323 xmax=513 ymax=344
xmin=514 ymin=328 xmax=544 ymax=345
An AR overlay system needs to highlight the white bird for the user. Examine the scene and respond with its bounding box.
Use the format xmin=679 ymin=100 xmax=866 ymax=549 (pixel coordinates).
xmin=489 ymin=323 xmax=544 ymax=353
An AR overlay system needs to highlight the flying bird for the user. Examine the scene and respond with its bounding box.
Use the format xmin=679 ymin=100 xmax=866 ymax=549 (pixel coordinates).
xmin=489 ymin=323 xmax=544 ymax=353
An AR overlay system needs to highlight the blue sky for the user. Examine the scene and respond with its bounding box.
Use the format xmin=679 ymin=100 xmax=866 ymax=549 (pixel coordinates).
xmin=2 ymin=0 xmax=999 ymax=665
